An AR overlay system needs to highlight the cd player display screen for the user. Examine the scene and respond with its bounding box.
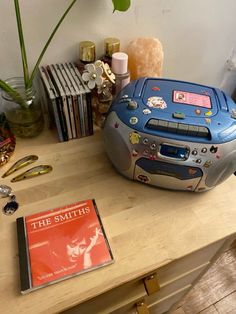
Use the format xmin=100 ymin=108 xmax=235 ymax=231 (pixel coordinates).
xmin=160 ymin=144 xmax=189 ymax=160
xmin=173 ymin=90 xmax=211 ymax=108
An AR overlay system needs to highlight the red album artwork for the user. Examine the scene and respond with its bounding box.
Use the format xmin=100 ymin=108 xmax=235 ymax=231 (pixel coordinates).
xmin=17 ymin=199 xmax=113 ymax=292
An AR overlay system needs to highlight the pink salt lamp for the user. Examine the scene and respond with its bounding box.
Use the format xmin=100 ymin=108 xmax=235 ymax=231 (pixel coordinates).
xmin=126 ymin=37 xmax=164 ymax=80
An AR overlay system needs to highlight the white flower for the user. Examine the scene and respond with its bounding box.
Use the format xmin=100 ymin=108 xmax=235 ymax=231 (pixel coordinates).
xmin=82 ymin=63 xmax=103 ymax=89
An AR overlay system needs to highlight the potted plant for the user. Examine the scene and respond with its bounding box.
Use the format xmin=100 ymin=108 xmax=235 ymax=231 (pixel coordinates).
xmin=0 ymin=0 xmax=131 ymax=138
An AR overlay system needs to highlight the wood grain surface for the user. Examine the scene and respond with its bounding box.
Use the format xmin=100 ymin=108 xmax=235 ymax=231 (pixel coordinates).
xmin=1 ymin=129 xmax=236 ymax=314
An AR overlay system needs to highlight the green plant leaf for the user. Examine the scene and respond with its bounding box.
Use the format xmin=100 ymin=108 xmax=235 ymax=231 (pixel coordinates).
xmin=14 ymin=0 xmax=29 ymax=87
xmin=112 ymin=0 xmax=131 ymax=12
xmin=0 ymin=79 xmax=28 ymax=109
xmin=0 ymin=0 xmax=131 ymax=97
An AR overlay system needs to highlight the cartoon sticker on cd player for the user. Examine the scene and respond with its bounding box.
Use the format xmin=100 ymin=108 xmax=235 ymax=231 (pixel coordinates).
xmin=147 ymin=96 xmax=167 ymax=109
xmin=129 ymin=131 xmax=141 ymax=144
xmin=137 ymin=174 xmax=150 ymax=183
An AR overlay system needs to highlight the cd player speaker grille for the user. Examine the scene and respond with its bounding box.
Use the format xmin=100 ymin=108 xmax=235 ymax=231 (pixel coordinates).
xmin=205 ymin=151 xmax=236 ymax=187
xmin=103 ymin=126 xmax=131 ymax=171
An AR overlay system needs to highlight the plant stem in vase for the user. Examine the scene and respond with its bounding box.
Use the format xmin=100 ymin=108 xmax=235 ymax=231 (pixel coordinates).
xmin=1 ymin=78 xmax=44 ymax=138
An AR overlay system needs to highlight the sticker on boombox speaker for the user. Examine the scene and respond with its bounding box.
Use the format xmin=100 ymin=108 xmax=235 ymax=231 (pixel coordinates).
xmin=129 ymin=132 xmax=141 ymax=144
xmin=137 ymin=174 xmax=150 ymax=183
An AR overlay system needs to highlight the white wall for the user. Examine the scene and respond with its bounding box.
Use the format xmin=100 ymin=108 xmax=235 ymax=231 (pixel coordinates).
xmin=0 ymin=0 xmax=236 ymax=89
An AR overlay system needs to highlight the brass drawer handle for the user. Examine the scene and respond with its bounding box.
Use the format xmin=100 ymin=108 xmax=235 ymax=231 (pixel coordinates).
xmin=136 ymin=300 xmax=149 ymax=314
xmin=143 ymin=273 xmax=160 ymax=295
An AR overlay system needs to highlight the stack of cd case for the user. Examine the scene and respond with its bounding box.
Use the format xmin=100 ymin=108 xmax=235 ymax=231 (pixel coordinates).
xmin=39 ymin=63 xmax=93 ymax=142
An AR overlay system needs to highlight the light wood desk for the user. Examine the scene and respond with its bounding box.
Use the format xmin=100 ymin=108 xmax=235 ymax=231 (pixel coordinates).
xmin=0 ymin=129 xmax=236 ymax=314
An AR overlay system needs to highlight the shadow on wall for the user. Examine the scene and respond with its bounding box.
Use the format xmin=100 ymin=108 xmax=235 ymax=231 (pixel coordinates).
xmin=220 ymin=47 xmax=236 ymax=100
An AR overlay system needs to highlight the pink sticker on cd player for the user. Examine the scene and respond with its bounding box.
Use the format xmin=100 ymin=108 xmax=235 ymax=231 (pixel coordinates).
xmin=173 ymin=91 xmax=211 ymax=109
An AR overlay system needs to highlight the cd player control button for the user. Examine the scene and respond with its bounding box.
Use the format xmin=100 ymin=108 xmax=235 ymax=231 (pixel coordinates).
xmin=201 ymin=147 xmax=207 ymax=153
xmin=168 ymin=122 xmax=178 ymax=133
xmin=196 ymin=159 xmax=202 ymax=164
xmin=147 ymin=119 xmax=159 ymax=129
xmin=188 ymin=125 xmax=199 ymax=136
xmin=198 ymin=126 xmax=209 ymax=137
xmin=158 ymin=120 xmax=168 ymax=130
xmin=173 ymin=112 xmax=185 ymax=119
xmin=127 ymin=101 xmax=138 ymax=110
xmin=177 ymin=123 xmax=188 ymax=135
xmin=143 ymin=138 xmax=149 ymax=145
xmin=192 ymin=149 xmax=198 ymax=156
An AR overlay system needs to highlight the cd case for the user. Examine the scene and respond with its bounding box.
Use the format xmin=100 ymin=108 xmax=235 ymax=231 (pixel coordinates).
xmin=16 ymin=199 xmax=114 ymax=294
xmin=39 ymin=62 xmax=93 ymax=142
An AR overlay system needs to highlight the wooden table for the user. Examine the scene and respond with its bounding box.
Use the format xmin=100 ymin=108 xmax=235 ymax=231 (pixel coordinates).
xmin=1 ymin=129 xmax=236 ymax=314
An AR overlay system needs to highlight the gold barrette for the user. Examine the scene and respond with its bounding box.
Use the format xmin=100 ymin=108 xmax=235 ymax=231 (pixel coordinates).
xmin=2 ymin=155 xmax=38 ymax=178
xmin=11 ymin=165 xmax=53 ymax=182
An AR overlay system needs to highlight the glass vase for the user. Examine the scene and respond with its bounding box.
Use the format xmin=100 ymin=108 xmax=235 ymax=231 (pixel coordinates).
xmin=1 ymin=77 xmax=44 ymax=138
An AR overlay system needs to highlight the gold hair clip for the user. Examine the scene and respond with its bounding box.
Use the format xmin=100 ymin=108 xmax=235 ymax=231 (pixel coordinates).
xmin=2 ymin=155 xmax=38 ymax=178
xmin=11 ymin=165 xmax=53 ymax=182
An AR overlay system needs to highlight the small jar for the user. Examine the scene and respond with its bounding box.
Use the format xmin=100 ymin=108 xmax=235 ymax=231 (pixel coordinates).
xmin=78 ymin=41 xmax=96 ymax=73
xmin=111 ymin=52 xmax=130 ymax=96
xmin=101 ymin=38 xmax=120 ymax=67
xmin=1 ymin=77 xmax=44 ymax=138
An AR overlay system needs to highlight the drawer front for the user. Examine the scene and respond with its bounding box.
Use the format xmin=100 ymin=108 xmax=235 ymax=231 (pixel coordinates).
xmin=113 ymin=263 xmax=208 ymax=314
xmin=155 ymin=239 xmax=224 ymax=285
xmin=62 ymin=280 xmax=147 ymax=314
xmin=147 ymin=263 xmax=208 ymax=305
xmin=149 ymin=286 xmax=191 ymax=314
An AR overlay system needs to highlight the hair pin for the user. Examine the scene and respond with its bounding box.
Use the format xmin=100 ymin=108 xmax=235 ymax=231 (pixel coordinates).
xmin=11 ymin=165 xmax=53 ymax=182
xmin=2 ymin=155 xmax=38 ymax=178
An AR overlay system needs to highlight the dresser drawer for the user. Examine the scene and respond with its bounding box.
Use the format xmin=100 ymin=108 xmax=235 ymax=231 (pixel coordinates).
xmin=149 ymin=285 xmax=191 ymax=314
xmin=116 ymin=286 xmax=192 ymax=314
xmin=155 ymin=239 xmax=224 ymax=285
xmin=147 ymin=263 xmax=208 ymax=305
xmin=62 ymin=279 xmax=147 ymax=314
xmin=112 ymin=264 xmax=207 ymax=314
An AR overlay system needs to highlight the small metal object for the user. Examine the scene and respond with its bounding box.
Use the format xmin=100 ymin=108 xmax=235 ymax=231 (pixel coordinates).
xmin=2 ymin=155 xmax=38 ymax=178
xmin=0 ymin=184 xmax=19 ymax=215
xmin=11 ymin=165 xmax=53 ymax=182
xmin=3 ymin=195 xmax=19 ymax=215
xmin=0 ymin=184 xmax=12 ymax=197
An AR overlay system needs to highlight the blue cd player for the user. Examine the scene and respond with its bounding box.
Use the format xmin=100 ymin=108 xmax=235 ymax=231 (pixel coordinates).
xmin=103 ymin=78 xmax=236 ymax=192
